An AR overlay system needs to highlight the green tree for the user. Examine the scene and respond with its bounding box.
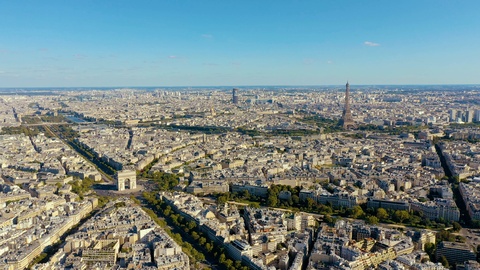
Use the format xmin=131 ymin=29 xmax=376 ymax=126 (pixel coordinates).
xmin=319 ymin=204 xmax=333 ymax=214
xmin=55 ymin=182 xmax=62 ymax=190
xmin=438 ymin=230 xmax=455 ymax=242
xmin=453 ymin=176 xmax=460 ymax=183
xmin=249 ymin=202 xmax=260 ymax=208
xmin=394 ymin=210 xmax=410 ymax=223
xmin=170 ymin=214 xmax=179 ymax=225
xmin=241 ymin=190 xmax=250 ymax=199
xmin=292 ymin=195 xmax=300 ymax=205
xmin=205 ymin=243 xmax=213 ymax=252
xmin=324 ymin=215 xmax=333 ymax=224
xmin=164 ymin=206 xmax=172 ymax=216
xmin=455 ymin=235 xmax=466 ymax=243
xmin=439 ymin=255 xmax=449 ymax=268
xmin=187 ymin=221 xmax=196 ymax=230
xmin=452 ymin=222 xmax=462 ymax=232
xmin=350 ymin=205 xmax=364 ymax=219
xmin=409 ymin=214 xmax=422 ymax=225
xmin=217 ymin=195 xmax=228 ymax=205
xmin=424 ymin=242 xmax=436 ymax=261
xmin=219 ymin=254 xmax=226 ymax=264
xmin=195 ymin=252 xmax=205 ymax=261
xmin=306 ymin=198 xmax=315 ymax=209
xmin=224 ymin=259 xmax=233 ymax=269
xmin=366 ymin=216 xmax=379 ymax=225
xmin=376 ymin=208 xmax=389 ymax=220
xmin=267 ymin=194 xmax=278 ymax=207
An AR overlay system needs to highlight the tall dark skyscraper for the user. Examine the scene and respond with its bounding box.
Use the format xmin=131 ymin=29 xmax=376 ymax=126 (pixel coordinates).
xmin=339 ymin=82 xmax=355 ymax=129
xmin=232 ymin=88 xmax=239 ymax=104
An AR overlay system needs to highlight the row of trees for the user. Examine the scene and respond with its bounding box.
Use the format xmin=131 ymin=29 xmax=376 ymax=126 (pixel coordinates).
xmin=235 ymin=127 xmax=263 ymax=137
xmin=357 ymin=123 xmax=428 ymax=135
xmin=267 ymin=129 xmax=320 ymax=137
xmin=158 ymin=124 xmax=232 ymax=134
xmin=142 ymin=192 xmax=205 ymax=266
xmin=215 ymin=186 xmax=409 ymax=224
xmin=214 ymin=184 xmax=303 ymax=209
xmin=363 ymin=206 xmax=462 ymax=229
xmin=216 ymin=185 xmax=460 ymax=230
xmin=300 ymin=115 xmax=343 ymax=133
xmin=0 ymin=125 xmax=43 ymax=137
xmin=143 ymin=192 xmax=250 ymax=270
xmin=28 ymin=193 xmax=107 ymax=268
xmin=137 ymin=158 xmax=159 ymax=178
xmin=67 ymin=140 xmax=116 ymax=175
xmin=46 ymin=124 xmax=117 ymax=176
xmin=50 ymin=124 xmax=79 ymax=141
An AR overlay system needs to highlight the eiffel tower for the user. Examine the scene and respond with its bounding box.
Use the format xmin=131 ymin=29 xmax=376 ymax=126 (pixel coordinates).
xmin=339 ymin=82 xmax=355 ymax=129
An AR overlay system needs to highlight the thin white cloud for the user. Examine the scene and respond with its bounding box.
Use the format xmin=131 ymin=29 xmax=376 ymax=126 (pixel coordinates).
xmin=30 ymin=68 xmax=52 ymax=73
xmin=201 ymin=34 xmax=213 ymax=38
xmin=43 ymin=56 xmax=60 ymax=61
xmin=327 ymin=60 xmax=333 ymax=64
xmin=364 ymin=41 xmax=380 ymax=47
xmin=74 ymin=54 xmax=88 ymax=59
xmin=303 ymin=58 xmax=314 ymax=65
xmin=0 ymin=71 xmax=19 ymax=77
xmin=168 ymin=55 xmax=177 ymax=59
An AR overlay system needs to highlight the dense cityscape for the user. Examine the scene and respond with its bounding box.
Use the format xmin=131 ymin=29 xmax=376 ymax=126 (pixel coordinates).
xmin=1 ymin=84 xmax=480 ymax=269
xmin=2 ymin=1 xmax=480 ymax=269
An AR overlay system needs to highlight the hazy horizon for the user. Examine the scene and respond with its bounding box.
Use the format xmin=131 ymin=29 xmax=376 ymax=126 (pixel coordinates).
xmin=1 ymin=83 xmax=480 ymax=92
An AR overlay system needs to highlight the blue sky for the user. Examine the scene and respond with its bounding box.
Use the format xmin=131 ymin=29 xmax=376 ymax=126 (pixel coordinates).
xmin=1 ymin=1 xmax=479 ymax=87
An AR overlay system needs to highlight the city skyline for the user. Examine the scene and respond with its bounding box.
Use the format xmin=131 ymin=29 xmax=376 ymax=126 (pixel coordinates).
xmin=1 ymin=1 xmax=480 ymax=87
xmin=1 ymin=73 xmax=480 ymax=269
